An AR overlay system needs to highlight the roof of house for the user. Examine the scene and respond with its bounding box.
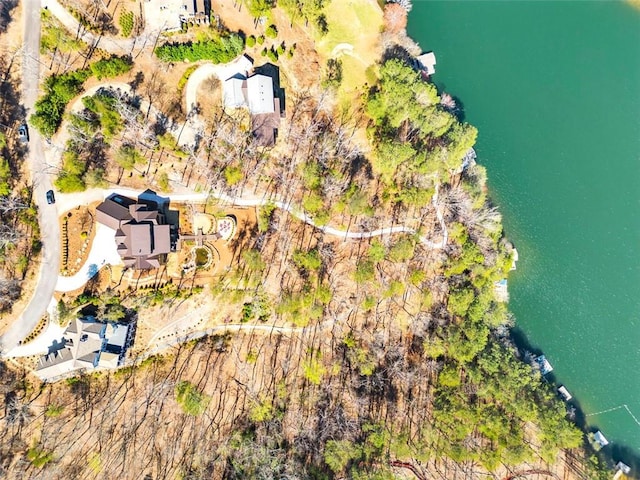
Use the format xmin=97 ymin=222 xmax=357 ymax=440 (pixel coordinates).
xmin=98 ymin=352 xmax=120 ymax=369
xmin=616 ymin=462 xmax=631 ymax=474
xmin=97 ymin=195 xmax=171 ymax=270
xmin=36 ymin=319 xmax=131 ymax=379
xmin=96 ymin=196 xmax=135 ymax=230
xmin=105 ymin=323 xmax=129 ymax=348
xmin=594 ymin=430 xmax=609 ymax=447
xmin=224 ymin=73 xmax=276 ymax=115
xmin=36 ymin=318 xmax=105 ymax=378
xmin=246 ymin=74 xmax=275 ymax=114
xmin=417 ymin=51 xmax=437 ymax=75
xmin=224 ymin=76 xmax=248 ymax=109
xmin=252 ymin=98 xmax=281 ymax=146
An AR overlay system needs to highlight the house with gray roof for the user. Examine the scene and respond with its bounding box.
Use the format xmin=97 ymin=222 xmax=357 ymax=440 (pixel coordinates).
xmin=35 ymin=318 xmax=133 ymax=380
xmin=97 ymin=194 xmax=171 ymax=270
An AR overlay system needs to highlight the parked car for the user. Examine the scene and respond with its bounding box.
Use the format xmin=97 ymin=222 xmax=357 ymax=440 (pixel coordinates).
xmin=17 ymin=124 xmax=29 ymax=143
xmin=46 ymin=190 xmax=55 ymax=204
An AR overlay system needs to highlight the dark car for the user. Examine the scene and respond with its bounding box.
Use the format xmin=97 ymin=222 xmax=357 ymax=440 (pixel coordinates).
xmin=46 ymin=190 xmax=55 ymax=204
xmin=17 ymin=124 xmax=29 ymax=143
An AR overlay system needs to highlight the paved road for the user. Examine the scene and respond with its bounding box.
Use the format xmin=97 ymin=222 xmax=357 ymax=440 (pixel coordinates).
xmin=0 ymin=0 xmax=62 ymax=355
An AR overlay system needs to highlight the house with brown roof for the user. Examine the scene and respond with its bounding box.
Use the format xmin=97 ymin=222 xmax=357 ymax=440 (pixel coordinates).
xmin=96 ymin=194 xmax=171 ymax=270
xmin=35 ymin=317 xmax=133 ymax=380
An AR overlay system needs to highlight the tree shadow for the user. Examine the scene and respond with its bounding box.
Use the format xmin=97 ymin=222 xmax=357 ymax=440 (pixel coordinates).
xmin=0 ymin=1 xmax=18 ymax=35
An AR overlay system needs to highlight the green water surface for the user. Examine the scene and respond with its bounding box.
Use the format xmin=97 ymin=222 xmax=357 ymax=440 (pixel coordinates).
xmin=408 ymin=0 xmax=640 ymax=455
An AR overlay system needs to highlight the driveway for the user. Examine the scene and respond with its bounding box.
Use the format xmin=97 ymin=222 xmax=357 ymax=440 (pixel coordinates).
xmin=3 ymin=299 xmax=65 ymax=358
xmin=184 ymin=55 xmax=252 ymax=114
xmin=53 ymin=188 xmax=211 ymax=293
xmin=142 ymin=0 xmax=183 ymax=33
xmin=55 ymin=223 xmax=122 ymax=293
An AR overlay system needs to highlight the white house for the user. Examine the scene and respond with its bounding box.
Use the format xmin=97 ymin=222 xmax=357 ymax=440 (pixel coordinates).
xmin=223 ymin=74 xmax=275 ymax=115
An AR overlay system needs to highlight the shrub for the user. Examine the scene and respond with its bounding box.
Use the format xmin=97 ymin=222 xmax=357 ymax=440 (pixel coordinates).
xmin=302 ymin=356 xmax=326 ymax=385
xmin=265 ymin=24 xmax=277 ymax=38
xmin=119 ymin=10 xmax=135 ymax=37
xmin=0 ymin=157 xmax=10 ymax=196
xmin=246 ymin=35 xmax=256 ymax=47
xmin=257 ymin=35 xmax=265 ymax=45
xmin=258 ymin=202 xmax=276 ymax=232
xmin=267 ymin=47 xmax=278 ymax=62
xmin=223 ymin=165 xmax=243 ymax=186
xmin=155 ymin=34 xmax=244 ymax=63
xmin=55 ymin=173 xmax=86 ymax=193
xmin=115 ymin=145 xmax=145 ymax=170
xmin=177 ymin=64 xmax=199 ymax=91
xmin=175 ymin=381 xmax=210 ymax=415
xmin=276 ymin=42 xmax=285 ymax=55
xmin=157 ymin=172 xmax=170 ymax=191
xmin=260 ymin=47 xmax=267 ymax=57
xmin=90 ymin=55 xmax=133 ymax=80
xmin=27 ymin=446 xmax=54 ymax=468
xmin=322 ymin=58 xmax=343 ymax=88
xmin=45 ymin=404 xmax=64 ymax=417
xmin=292 ymin=249 xmax=322 ymax=271
xmin=30 ymin=68 xmax=91 ymax=137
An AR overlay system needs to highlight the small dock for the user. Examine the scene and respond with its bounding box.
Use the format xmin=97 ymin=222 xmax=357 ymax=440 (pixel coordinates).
xmin=415 ymin=51 xmax=436 ymax=76
xmin=594 ymin=430 xmax=609 ymax=448
xmin=511 ymin=247 xmax=519 ymax=270
xmin=614 ymin=462 xmax=631 ymax=480
xmin=494 ymin=278 xmax=509 ymax=302
xmin=534 ymin=354 xmax=553 ymax=375
xmin=558 ymin=385 xmax=572 ymax=401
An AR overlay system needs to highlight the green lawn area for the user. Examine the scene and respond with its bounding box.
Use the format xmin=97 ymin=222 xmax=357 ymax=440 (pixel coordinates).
xmin=316 ymin=0 xmax=383 ymax=98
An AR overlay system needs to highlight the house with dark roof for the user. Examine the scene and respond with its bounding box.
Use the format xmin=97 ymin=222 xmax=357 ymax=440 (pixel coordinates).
xmin=35 ymin=317 xmax=133 ymax=380
xmin=96 ymin=194 xmax=171 ymax=270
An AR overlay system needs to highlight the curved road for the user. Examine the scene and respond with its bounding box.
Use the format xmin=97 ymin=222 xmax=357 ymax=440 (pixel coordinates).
xmin=1 ymin=0 xmax=61 ymax=354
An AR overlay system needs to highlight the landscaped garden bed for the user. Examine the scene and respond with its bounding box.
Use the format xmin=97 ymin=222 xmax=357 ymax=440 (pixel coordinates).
xmin=59 ymin=206 xmax=96 ymax=276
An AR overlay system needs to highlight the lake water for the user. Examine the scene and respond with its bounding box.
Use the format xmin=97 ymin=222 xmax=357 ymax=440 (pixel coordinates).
xmin=408 ymin=0 xmax=640 ymax=457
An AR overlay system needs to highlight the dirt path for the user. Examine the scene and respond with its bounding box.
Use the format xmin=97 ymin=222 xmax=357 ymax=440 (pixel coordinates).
xmin=53 ymin=181 xmax=447 ymax=295
xmin=42 ymin=0 xmax=160 ymax=57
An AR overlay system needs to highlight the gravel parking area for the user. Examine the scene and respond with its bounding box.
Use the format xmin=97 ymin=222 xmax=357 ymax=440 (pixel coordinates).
xmin=143 ymin=0 xmax=184 ymax=32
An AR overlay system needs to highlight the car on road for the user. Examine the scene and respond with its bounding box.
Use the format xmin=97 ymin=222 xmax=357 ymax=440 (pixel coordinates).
xmin=46 ymin=190 xmax=55 ymax=204
xmin=17 ymin=124 xmax=29 ymax=143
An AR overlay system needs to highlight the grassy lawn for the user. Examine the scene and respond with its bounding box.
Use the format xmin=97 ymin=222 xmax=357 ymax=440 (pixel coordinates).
xmin=316 ymin=0 xmax=383 ymax=99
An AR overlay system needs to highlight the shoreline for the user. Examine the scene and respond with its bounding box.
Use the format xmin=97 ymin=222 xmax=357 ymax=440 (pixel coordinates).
xmin=403 ymin=0 xmax=640 ymax=470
